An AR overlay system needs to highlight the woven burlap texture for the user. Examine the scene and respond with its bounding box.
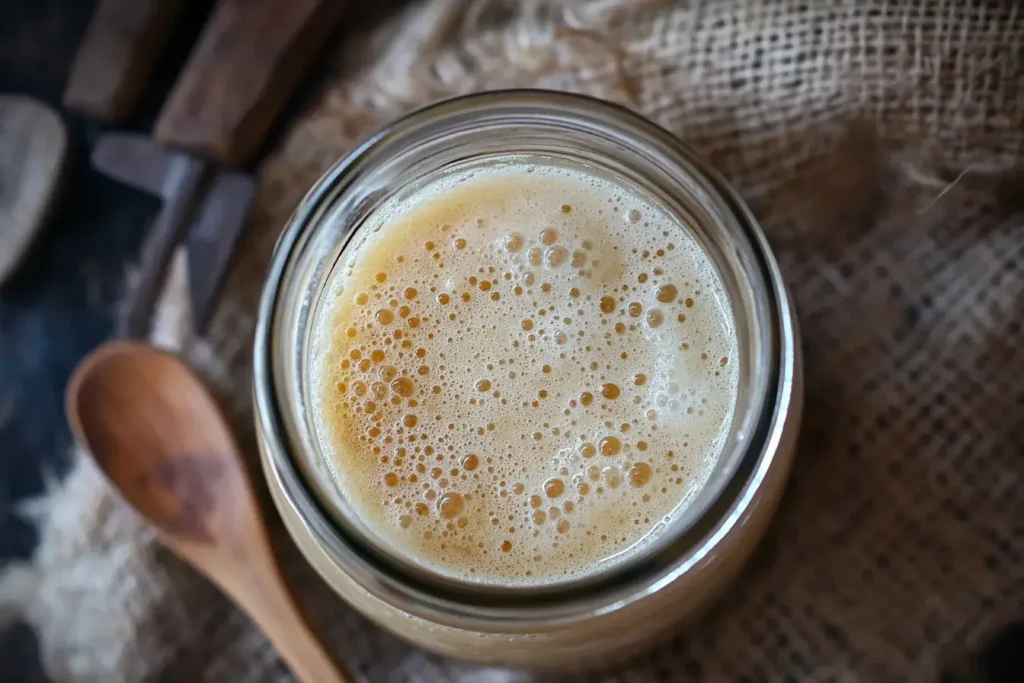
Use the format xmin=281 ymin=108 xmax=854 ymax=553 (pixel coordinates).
xmin=3 ymin=0 xmax=1022 ymax=681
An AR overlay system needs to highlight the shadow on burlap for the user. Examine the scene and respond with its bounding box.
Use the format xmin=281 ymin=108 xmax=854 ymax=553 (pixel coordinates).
xmin=2 ymin=1 xmax=1022 ymax=681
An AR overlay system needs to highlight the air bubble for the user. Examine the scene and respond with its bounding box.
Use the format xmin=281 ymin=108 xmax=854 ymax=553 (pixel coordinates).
xmin=603 ymin=467 xmax=622 ymax=489
xmin=545 ymin=246 xmax=568 ymax=268
xmin=391 ymin=377 xmax=414 ymax=397
xmin=628 ymin=462 xmax=653 ymax=487
xmin=656 ymin=284 xmax=677 ymax=303
xmin=544 ymin=478 xmax=565 ymax=498
xmin=599 ymin=436 xmax=622 ymax=456
xmin=438 ymin=492 xmax=464 ymax=519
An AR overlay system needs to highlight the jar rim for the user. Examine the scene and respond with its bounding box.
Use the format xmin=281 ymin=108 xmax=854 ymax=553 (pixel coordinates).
xmin=254 ymin=90 xmax=798 ymax=626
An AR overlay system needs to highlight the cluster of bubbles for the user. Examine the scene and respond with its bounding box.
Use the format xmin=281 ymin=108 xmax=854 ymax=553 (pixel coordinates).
xmin=313 ymin=163 xmax=738 ymax=584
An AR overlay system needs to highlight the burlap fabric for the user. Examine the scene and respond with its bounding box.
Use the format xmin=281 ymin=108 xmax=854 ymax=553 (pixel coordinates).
xmin=3 ymin=0 xmax=1022 ymax=680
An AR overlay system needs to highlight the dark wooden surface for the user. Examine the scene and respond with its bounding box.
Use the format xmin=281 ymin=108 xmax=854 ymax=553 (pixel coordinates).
xmin=0 ymin=1 xmax=217 ymax=679
xmin=155 ymin=0 xmax=346 ymax=166
xmin=63 ymin=0 xmax=188 ymax=121
xmin=0 ymin=1 xmax=383 ymax=678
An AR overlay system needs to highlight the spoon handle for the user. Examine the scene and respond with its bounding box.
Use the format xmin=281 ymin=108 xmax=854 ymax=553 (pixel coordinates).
xmin=236 ymin=573 xmax=351 ymax=683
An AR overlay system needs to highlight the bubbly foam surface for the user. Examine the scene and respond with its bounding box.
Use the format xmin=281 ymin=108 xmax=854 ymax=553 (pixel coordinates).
xmin=311 ymin=159 xmax=738 ymax=585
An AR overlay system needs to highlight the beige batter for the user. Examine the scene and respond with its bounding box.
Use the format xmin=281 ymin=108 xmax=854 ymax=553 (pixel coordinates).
xmin=311 ymin=159 xmax=739 ymax=585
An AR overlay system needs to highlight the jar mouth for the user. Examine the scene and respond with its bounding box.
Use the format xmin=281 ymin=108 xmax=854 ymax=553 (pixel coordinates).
xmin=254 ymin=90 xmax=795 ymax=621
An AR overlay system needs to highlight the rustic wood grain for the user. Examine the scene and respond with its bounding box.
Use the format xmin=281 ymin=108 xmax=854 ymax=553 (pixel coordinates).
xmin=62 ymin=0 xmax=186 ymax=121
xmin=154 ymin=0 xmax=344 ymax=166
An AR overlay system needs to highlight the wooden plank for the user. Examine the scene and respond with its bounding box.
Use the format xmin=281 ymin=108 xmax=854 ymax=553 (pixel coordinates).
xmin=63 ymin=0 xmax=187 ymax=122
xmin=154 ymin=0 xmax=345 ymax=166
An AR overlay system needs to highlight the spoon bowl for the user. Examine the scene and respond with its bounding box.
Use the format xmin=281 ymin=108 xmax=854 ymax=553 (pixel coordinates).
xmin=67 ymin=341 xmax=349 ymax=683
xmin=68 ymin=342 xmax=245 ymax=550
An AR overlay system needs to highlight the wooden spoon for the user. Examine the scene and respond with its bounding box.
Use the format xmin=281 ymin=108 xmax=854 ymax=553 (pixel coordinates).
xmin=66 ymin=341 xmax=351 ymax=683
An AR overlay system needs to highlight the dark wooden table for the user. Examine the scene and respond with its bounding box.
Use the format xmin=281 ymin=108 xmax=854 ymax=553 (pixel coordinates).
xmin=0 ymin=1 xmax=217 ymax=678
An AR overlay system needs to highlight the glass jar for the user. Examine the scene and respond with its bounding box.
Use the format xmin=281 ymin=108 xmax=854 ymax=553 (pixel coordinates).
xmin=253 ymin=90 xmax=802 ymax=668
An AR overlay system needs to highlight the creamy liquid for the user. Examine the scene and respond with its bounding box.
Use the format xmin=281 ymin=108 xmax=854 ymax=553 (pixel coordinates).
xmin=310 ymin=159 xmax=739 ymax=585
